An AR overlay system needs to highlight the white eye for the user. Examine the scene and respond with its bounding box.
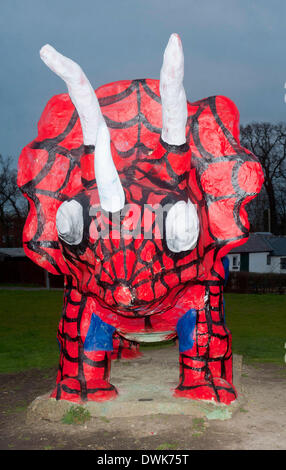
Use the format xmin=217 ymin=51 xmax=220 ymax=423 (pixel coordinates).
xmin=165 ymin=199 xmax=199 ymax=253
xmin=56 ymin=200 xmax=83 ymax=245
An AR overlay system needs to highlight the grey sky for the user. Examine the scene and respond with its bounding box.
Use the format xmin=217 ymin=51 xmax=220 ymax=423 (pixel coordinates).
xmin=0 ymin=0 xmax=285 ymax=164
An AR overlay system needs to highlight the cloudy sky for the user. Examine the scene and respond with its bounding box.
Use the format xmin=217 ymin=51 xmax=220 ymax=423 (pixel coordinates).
xmin=1 ymin=0 xmax=285 ymax=164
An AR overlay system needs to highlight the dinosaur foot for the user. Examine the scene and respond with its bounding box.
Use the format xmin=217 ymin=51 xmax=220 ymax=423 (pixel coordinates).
xmin=173 ymin=377 xmax=237 ymax=405
xmin=50 ymin=378 xmax=118 ymax=403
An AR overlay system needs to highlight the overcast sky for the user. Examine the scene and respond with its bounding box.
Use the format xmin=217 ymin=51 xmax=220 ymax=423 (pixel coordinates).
xmin=1 ymin=0 xmax=285 ymax=164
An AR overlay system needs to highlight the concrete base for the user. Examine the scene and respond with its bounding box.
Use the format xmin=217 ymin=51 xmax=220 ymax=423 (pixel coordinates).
xmin=26 ymin=347 xmax=244 ymax=423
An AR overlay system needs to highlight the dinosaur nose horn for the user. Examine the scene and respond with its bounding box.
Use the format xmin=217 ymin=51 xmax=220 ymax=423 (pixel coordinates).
xmin=39 ymin=44 xmax=125 ymax=213
xmin=160 ymin=33 xmax=188 ymax=146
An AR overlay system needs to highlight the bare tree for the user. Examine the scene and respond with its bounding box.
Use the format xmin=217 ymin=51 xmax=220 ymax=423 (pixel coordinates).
xmin=276 ymin=184 xmax=286 ymax=233
xmin=0 ymin=155 xmax=28 ymax=246
xmin=246 ymin=186 xmax=270 ymax=232
xmin=240 ymin=122 xmax=286 ymax=234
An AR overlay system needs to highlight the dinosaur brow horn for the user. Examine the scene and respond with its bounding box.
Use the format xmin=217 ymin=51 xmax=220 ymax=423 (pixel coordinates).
xmin=160 ymin=33 xmax=188 ymax=146
xmin=39 ymin=44 xmax=125 ymax=213
xmin=160 ymin=35 xmax=199 ymax=253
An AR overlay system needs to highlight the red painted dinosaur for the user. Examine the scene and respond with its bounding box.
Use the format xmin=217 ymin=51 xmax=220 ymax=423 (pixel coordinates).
xmin=18 ymin=34 xmax=263 ymax=404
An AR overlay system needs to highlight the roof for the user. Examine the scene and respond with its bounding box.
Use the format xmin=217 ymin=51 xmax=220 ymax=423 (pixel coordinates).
xmin=0 ymin=248 xmax=26 ymax=258
xmin=230 ymin=233 xmax=286 ymax=255
xmin=264 ymin=236 xmax=286 ymax=256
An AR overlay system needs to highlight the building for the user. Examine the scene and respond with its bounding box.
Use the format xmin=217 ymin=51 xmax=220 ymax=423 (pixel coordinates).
xmin=228 ymin=233 xmax=286 ymax=274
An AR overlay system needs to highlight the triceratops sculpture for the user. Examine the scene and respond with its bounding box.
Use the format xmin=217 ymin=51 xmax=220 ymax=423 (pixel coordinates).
xmin=17 ymin=34 xmax=263 ymax=405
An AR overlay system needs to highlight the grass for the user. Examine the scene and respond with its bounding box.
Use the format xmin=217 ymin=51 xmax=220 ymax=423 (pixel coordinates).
xmin=0 ymin=290 xmax=285 ymax=374
xmin=0 ymin=289 xmax=63 ymax=373
xmin=225 ymin=293 xmax=286 ymax=364
xmin=62 ymin=406 xmax=91 ymax=425
xmin=4 ymin=404 xmax=28 ymax=415
xmin=239 ymin=407 xmax=249 ymax=413
xmin=191 ymin=417 xmax=206 ymax=437
xmin=156 ymin=442 xmax=178 ymax=450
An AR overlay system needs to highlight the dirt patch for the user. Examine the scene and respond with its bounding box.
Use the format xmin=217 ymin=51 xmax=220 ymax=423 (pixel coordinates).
xmin=0 ymin=359 xmax=285 ymax=450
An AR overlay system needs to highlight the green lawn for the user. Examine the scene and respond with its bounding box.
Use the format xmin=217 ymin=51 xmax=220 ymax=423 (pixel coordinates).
xmin=0 ymin=290 xmax=285 ymax=373
xmin=225 ymin=293 xmax=286 ymax=365
xmin=0 ymin=289 xmax=63 ymax=373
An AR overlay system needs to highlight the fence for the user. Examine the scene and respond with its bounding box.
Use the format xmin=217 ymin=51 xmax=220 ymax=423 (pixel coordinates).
xmin=225 ymin=271 xmax=286 ymax=294
xmin=0 ymin=257 xmax=64 ymax=288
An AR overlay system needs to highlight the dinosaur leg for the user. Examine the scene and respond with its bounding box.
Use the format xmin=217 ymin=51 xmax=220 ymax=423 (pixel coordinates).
xmin=174 ymin=286 xmax=237 ymax=405
xmin=111 ymin=333 xmax=142 ymax=360
xmin=51 ymin=285 xmax=117 ymax=403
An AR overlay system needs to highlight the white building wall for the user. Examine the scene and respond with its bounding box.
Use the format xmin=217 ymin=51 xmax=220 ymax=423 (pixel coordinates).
xmin=270 ymin=256 xmax=286 ymax=274
xmin=228 ymin=252 xmax=286 ymax=273
xmin=228 ymin=252 xmax=273 ymax=273
xmin=249 ymin=252 xmax=271 ymax=273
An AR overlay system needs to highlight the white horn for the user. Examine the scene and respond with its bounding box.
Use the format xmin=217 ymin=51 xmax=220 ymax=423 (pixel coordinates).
xmin=161 ymin=35 xmax=199 ymax=253
xmin=94 ymin=123 xmax=125 ymax=213
xmin=40 ymin=44 xmax=125 ymax=213
xmin=160 ymin=33 xmax=188 ymax=146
